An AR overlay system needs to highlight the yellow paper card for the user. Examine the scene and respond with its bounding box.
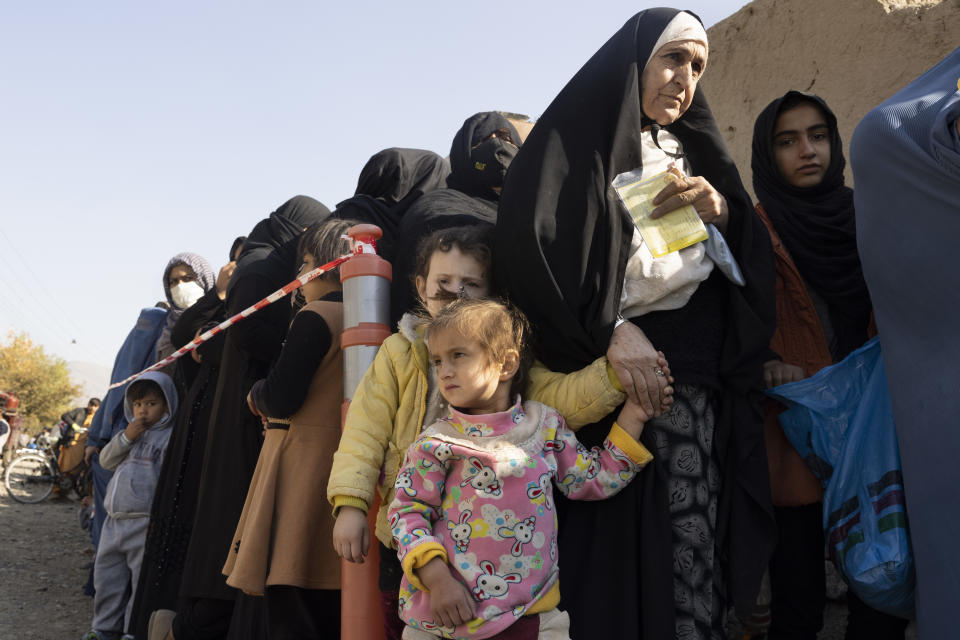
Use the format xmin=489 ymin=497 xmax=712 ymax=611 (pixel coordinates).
xmin=613 ymin=169 xmax=708 ymax=257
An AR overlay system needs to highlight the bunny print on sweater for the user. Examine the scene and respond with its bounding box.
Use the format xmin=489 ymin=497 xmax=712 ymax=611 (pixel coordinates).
xmin=388 ymin=398 xmax=652 ymax=638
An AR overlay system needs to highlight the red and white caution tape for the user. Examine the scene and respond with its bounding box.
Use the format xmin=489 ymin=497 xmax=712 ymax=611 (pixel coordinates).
xmin=108 ymin=253 xmax=353 ymax=390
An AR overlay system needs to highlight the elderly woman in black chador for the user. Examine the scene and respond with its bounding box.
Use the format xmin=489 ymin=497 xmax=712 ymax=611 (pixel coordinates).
xmin=495 ymin=8 xmax=776 ymax=639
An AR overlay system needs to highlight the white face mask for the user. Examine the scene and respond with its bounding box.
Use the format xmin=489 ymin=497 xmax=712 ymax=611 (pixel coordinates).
xmin=170 ymin=281 xmax=205 ymax=309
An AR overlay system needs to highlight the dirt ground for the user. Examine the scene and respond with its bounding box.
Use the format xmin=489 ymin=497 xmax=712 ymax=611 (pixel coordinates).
xmin=0 ymin=482 xmax=917 ymax=640
xmin=0 ymin=483 xmax=94 ymax=639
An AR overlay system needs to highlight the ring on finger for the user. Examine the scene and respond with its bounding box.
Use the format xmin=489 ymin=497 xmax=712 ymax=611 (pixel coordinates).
xmin=654 ymin=367 xmax=665 ymax=377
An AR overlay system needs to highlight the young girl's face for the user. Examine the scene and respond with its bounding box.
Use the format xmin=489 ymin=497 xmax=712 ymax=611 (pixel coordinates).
xmin=772 ymin=102 xmax=831 ymax=189
xmin=429 ymin=325 xmax=517 ymax=415
xmin=415 ymin=247 xmax=490 ymax=318
xmin=298 ymin=252 xmax=339 ymax=302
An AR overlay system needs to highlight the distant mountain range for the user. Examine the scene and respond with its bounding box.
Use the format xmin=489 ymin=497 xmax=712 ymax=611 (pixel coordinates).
xmin=68 ymin=361 xmax=112 ymax=402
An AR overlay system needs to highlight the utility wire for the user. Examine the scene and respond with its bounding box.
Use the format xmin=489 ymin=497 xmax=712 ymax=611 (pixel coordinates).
xmin=0 ymin=228 xmax=106 ymax=361
xmin=0 ymin=226 xmax=93 ymax=342
xmin=0 ymin=249 xmax=104 ymax=363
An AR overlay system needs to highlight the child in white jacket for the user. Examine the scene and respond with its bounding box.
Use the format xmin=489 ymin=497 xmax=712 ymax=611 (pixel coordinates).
xmin=83 ymin=371 xmax=178 ymax=640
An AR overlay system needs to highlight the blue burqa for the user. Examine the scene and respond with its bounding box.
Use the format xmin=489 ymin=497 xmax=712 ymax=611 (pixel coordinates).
xmin=851 ymin=47 xmax=960 ymax=636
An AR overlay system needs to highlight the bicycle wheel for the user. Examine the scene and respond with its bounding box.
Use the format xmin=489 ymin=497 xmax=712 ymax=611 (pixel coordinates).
xmin=4 ymin=454 xmax=55 ymax=503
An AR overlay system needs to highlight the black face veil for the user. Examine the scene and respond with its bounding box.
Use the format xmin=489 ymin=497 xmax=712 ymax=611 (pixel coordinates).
xmin=447 ymin=112 xmax=522 ymax=201
xmin=494 ymin=8 xmax=776 ymax=635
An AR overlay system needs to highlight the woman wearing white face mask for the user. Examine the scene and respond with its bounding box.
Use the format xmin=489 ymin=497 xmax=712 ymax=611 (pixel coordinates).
xmin=157 ymin=253 xmax=216 ymax=366
xmin=83 ymin=250 xmax=215 ymax=603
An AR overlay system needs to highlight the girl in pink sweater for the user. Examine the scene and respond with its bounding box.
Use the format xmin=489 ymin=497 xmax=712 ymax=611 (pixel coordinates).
xmin=387 ymin=299 xmax=659 ymax=639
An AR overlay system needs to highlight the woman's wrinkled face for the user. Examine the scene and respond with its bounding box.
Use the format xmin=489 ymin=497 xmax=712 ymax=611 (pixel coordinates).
xmin=641 ymin=40 xmax=707 ymax=125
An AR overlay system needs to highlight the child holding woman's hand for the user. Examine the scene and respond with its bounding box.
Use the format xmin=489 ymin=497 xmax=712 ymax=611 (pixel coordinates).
xmin=328 ymin=226 xmax=672 ymax=638
xmin=387 ymin=299 xmax=654 ymax=639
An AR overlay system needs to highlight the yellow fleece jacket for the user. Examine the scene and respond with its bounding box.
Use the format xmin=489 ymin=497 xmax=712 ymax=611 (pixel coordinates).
xmin=327 ymin=314 xmax=626 ymax=548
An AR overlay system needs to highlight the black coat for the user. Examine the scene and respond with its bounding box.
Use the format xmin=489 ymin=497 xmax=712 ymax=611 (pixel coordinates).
xmin=128 ymin=287 xmax=228 ymax=639
xmin=61 ymin=407 xmax=88 ymax=427
xmin=180 ymin=197 xmax=328 ymax=601
xmin=494 ymin=9 xmax=776 ymax=637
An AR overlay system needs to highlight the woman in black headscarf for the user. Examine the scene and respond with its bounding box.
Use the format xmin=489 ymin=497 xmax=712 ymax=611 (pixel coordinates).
xmin=389 ymin=112 xmax=521 ymax=325
xmin=333 ymin=147 xmax=449 ymax=264
xmin=354 ymin=147 xmax=450 ymax=206
xmin=752 ymin=91 xmax=906 ymax=640
xmin=496 ymin=9 xmax=776 ymax=639
xmin=172 ymin=196 xmax=330 ymax=640
xmin=752 ymin=92 xmax=872 ymax=363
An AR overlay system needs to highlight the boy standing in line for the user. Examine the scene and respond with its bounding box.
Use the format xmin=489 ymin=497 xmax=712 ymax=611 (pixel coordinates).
xmin=83 ymin=372 xmax=178 ymax=640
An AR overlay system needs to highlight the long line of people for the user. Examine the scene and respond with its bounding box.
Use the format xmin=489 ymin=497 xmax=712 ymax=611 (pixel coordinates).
xmin=78 ymin=8 xmax=959 ymax=640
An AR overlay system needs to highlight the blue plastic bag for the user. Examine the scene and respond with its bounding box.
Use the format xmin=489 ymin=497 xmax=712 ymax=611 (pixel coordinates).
xmin=766 ymin=337 xmax=915 ymax=618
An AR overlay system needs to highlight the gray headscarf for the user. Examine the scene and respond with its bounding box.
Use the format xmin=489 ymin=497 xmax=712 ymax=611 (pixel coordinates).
xmin=156 ymin=252 xmax=216 ymax=359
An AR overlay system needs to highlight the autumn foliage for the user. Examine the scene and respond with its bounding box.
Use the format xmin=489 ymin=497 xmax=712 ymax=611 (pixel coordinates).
xmin=0 ymin=331 xmax=80 ymax=431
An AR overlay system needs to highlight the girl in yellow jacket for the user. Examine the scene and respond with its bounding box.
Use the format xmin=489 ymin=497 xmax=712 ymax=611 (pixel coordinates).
xmin=328 ymin=225 xmax=672 ymax=638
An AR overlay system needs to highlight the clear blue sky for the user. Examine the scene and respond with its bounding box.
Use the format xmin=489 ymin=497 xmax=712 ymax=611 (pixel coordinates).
xmin=0 ymin=1 xmax=750 ymax=369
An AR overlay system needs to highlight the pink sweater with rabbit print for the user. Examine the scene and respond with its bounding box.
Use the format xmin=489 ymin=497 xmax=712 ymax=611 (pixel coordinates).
xmin=387 ymin=398 xmax=652 ymax=639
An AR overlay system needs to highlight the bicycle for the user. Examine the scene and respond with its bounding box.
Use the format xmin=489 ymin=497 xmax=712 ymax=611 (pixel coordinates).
xmin=4 ymin=431 xmax=91 ymax=504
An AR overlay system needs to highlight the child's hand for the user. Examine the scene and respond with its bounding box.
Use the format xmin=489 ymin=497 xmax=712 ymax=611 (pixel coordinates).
xmin=763 ymin=359 xmax=805 ymax=388
xmin=617 ymin=399 xmax=651 ymax=441
xmin=419 ymin=558 xmax=476 ymax=628
xmin=656 ymin=351 xmax=676 ymax=414
xmin=617 ymin=352 xmax=674 ymax=440
xmin=332 ymin=506 xmax=370 ymax=563
xmin=124 ymin=418 xmax=148 ymax=442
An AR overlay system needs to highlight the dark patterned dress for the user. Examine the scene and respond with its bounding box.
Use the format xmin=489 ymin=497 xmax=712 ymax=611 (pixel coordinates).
xmin=647 ymin=384 xmax=725 ymax=640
